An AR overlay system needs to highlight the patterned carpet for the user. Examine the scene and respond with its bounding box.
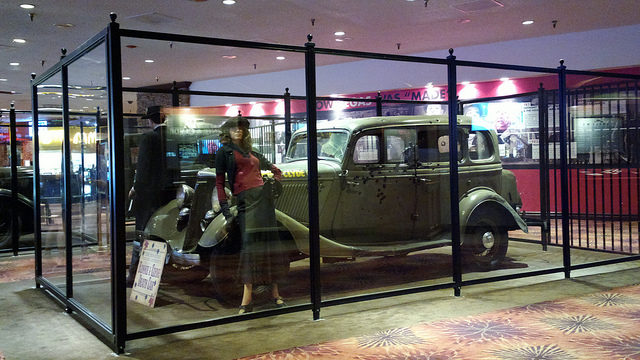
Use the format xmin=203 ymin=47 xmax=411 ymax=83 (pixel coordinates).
xmin=0 ymin=251 xmax=113 ymax=283
xmin=240 ymin=285 xmax=640 ymax=360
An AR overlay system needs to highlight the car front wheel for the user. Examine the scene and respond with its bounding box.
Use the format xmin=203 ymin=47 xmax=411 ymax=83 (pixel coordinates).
xmin=462 ymin=217 xmax=508 ymax=270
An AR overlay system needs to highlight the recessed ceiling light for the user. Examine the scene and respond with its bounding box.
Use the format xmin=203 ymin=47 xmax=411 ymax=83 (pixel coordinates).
xmin=334 ymin=31 xmax=345 ymax=36
xmin=335 ymin=38 xmax=344 ymax=42
xmin=522 ymin=20 xmax=534 ymax=25
xmin=122 ymin=76 xmax=131 ymax=80
xmin=0 ymin=79 xmax=7 ymax=82
xmin=222 ymin=0 xmax=236 ymax=4
xmin=144 ymin=59 xmax=154 ymax=63
xmin=276 ymin=56 xmax=286 ymax=60
xmin=9 ymin=62 xmax=20 ymax=66
xmin=12 ymin=39 xmax=26 ymax=44
xmin=222 ymin=55 xmax=237 ymax=59
xmin=55 ymin=23 xmax=75 ymax=28
xmin=20 ymin=4 xmax=35 ymax=9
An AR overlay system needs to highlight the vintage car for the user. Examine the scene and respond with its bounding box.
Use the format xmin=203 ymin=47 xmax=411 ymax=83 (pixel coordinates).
xmin=143 ymin=115 xmax=527 ymax=301
xmin=0 ymin=166 xmax=34 ymax=249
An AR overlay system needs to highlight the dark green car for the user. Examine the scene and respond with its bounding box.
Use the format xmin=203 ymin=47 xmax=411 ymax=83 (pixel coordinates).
xmin=144 ymin=115 xmax=527 ymax=300
xmin=0 ymin=166 xmax=34 ymax=249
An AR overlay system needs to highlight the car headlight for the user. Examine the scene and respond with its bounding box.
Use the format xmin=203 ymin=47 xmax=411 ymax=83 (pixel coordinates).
xmin=177 ymin=207 xmax=190 ymax=231
xmin=176 ymin=184 xmax=195 ymax=209
xmin=200 ymin=209 xmax=217 ymax=232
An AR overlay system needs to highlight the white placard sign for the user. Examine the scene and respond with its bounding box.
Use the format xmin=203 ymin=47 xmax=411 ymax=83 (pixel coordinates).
xmin=129 ymin=240 xmax=167 ymax=308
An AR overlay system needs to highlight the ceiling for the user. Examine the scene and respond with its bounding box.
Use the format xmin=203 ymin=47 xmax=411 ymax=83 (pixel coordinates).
xmin=2 ymin=0 xmax=640 ymax=110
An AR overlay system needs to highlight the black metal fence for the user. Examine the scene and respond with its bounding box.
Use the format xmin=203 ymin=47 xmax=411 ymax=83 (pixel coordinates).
xmin=26 ymin=13 xmax=640 ymax=354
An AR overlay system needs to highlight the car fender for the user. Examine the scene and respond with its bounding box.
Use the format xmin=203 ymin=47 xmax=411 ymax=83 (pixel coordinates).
xmin=459 ymin=187 xmax=528 ymax=238
xmin=198 ymin=207 xmax=359 ymax=257
xmin=197 ymin=208 xmax=233 ymax=248
xmin=145 ymin=199 xmax=186 ymax=250
xmin=0 ymin=188 xmax=33 ymax=208
xmin=0 ymin=189 xmax=34 ymax=231
xmin=274 ymin=209 xmax=360 ymax=257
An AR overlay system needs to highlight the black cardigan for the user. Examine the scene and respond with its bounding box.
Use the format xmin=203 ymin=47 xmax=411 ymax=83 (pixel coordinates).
xmin=214 ymin=144 xmax=273 ymax=199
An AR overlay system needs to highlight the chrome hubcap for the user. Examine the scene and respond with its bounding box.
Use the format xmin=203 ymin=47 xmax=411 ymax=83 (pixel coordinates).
xmin=481 ymin=231 xmax=495 ymax=249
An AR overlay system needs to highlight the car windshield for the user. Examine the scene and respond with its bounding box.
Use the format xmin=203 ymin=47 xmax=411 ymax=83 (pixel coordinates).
xmin=285 ymin=130 xmax=348 ymax=162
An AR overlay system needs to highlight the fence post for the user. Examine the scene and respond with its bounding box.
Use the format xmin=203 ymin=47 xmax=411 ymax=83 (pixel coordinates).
xmin=31 ymin=73 xmax=43 ymax=281
xmin=9 ymin=103 xmax=19 ymax=256
xmin=557 ymin=60 xmax=571 ymax=278
xmin=538 ymin=83 xmax=549 ymax=251
xmin=304 ymin=34 xmax=322 ymax=320
xmin=284 ymin=88 xmax=291 ymax=149
xmin=447 ymin=49 xmax=462 ymax=296
xmin=107 ymin=12 xmax=127 ymax=354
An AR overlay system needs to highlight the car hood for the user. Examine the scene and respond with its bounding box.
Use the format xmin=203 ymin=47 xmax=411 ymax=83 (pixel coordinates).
xmin=195 ymin=159 xmax=342 ymax=181
xmin=275 ymin=160 xmax=342 ymax=181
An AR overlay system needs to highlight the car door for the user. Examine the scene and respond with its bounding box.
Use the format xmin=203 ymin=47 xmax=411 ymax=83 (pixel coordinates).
xmin=413 ymin=125 xmax=463 ymax=240
xmin=333 ymin=127 xmax=417 ymax=246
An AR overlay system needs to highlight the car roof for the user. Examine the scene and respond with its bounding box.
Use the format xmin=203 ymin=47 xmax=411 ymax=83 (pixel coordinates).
xmin=293 ymin=115 xmax=473 ymax=136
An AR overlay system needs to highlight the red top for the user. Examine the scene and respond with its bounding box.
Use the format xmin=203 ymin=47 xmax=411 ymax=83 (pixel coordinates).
xmin=217 ymin=150 xmax=264 ymax=202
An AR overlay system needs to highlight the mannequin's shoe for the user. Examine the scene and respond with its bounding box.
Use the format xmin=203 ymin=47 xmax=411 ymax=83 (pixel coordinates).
xmin=238 ymin=303 xmax=253 ymax=314
xmin=273 ymin=297 xmax=286 ymax=308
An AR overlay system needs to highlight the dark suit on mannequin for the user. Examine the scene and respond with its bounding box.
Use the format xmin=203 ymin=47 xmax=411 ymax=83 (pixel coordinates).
xmin=127 ymin=106 xmax=179 ymax=286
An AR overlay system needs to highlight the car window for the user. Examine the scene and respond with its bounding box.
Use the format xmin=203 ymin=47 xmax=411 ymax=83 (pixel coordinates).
xmin=353 ymin=135 xmax=380 ymax=164
xmin=286 ymin=130 xmax=349 ymax=162
xmin=385 ymin=128 xmax=416 ymax=163
xmin=417 ymin=125 xmax=462 ymax=163
xmin=468 ymin=130 xmax=493 ymax=160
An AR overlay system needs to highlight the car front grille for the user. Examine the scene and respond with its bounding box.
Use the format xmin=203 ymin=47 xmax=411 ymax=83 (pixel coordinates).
xmin=275 ymin=180 xmax=309 ymax=223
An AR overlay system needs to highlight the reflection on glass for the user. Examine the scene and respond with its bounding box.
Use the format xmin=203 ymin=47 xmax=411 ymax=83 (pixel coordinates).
xmin=286 ymin=130 xmax=349 ymax=162
xmin=67 ymin=42 xmax=112 ymax=327
xmin=37 ymin=75 xmax=67 ymax=292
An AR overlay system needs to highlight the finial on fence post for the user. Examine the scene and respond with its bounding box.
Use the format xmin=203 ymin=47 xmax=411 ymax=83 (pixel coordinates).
xmin=110 ymin=12 xmax=117 ymax=23
xmin=559 ymin=59 xmax=565 ymax=66
xmin=449 ymin=48 xmax=454 ymax=56
xmin=60 ymin=48 xmax=67 ymax=60
xmin=307 ymin=34 xmax=313 ymax=43
xmin=31 ymin=73 xmax=36 ymax=80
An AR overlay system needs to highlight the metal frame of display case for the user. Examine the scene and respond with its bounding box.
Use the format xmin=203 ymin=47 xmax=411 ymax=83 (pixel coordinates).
xmin=1 ymin=107 xmax=106 ymax=256
xmin=0 ymin=106 xmax=31 ymax=255
xmin=30 ymin=14 xmax=640 ymax=354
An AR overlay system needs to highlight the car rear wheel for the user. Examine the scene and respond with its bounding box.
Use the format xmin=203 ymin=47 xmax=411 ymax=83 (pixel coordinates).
xmin=462 ymin=216 xmax=508 ymax=269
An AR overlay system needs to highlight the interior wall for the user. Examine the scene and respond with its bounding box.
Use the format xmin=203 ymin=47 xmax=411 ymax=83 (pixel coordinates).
xmin=190 ymin=24 xmax=640 ymax=106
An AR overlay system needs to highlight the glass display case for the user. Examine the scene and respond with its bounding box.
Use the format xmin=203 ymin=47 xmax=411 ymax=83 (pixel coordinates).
xmin=29 ymin=14 xmax=640 ymax=354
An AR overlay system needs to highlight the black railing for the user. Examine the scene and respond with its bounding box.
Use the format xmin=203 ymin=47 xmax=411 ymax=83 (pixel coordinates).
xmin=25 ymin=13 xmax=640 ymax=354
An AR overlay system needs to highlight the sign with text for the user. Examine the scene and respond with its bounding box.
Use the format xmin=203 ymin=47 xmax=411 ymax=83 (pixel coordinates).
xmin=129 ymin=240 xmax=167 ymax=308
